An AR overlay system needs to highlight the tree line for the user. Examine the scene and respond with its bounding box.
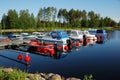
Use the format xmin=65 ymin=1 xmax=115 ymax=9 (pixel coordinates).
xmin=0 ymin=7 xmax=120 ymax=30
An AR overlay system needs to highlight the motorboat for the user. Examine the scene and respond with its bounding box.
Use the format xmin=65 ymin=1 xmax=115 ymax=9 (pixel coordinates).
xmin=69 ymin=30 xmax=83 ymax=40
xmin=82 ymin=30 xmax=97 ymax=41
xmin=96 ymin=30 xmax=107 ymax=40
xmin=10 ymin=33 xmax=23 ymax=40
xmin=37 ymin=30 xmax=69 ymax=45
xmin=88 ymin=28 xmax=97 ymax=35
xmin=21 ymin=33 xmax=37 ymax=39
xmin=68 ymin=30 xmax=84 ymax=48
xmin=32 ymin=32 xmax=45 ymax=38
xmin=18 ymin=30 xmax=71 ymax=54
xmin=36 ymin=30 xmax=71 ymax=52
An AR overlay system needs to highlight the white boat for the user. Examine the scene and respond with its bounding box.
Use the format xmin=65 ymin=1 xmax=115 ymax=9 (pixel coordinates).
xmin=32 ymin=32 xmax=45 ymax=38
xmin=82 ymin=30 xmax=97 ymax=41
xmin=11 ymin=33 xmax=23 ymax=40
xmin=88 ymin=28 xmax=97 ymax=35
xmin=69 ymin=30 xmax=83 ymax=40
xmin=21 ymin=33 xmax=37 ymax=39
xmin=37 ymin=30 xmax=69 ymax=45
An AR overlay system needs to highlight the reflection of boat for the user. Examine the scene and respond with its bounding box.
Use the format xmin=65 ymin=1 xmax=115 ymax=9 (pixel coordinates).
xmin=88 ymin=39 xmax=96 ymax=46
xmin=96 ymin=30 xmax=107 ymax=40
xmin=14 ymin=39 xmax=70 ymax=56
xmin=96 ymin=38 xmax=107 ymax=44
xmin=0 ymin=52 xmax=29 ymax=66
xmin=8 ymin=47 xmax=70 ymax=60
xmin=50 ymin=52 xmax=69 ymax=59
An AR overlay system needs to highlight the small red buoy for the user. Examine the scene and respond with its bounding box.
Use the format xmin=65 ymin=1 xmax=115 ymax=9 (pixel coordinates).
xmin=17 ymin=54 xmax=23 ymax=60
xmin=24 ymin=55 xmax=30 ymax=63
xmin=79 ymin=40 xmax=83 ymax=43
xmin=76 ymin=43 xmax=80 ymax=47
xmin=64 ymin=46 xmax=69 ymax=51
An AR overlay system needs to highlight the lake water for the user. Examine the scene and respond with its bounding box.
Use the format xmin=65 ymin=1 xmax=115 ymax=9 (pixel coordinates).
xmin=0 ymin=30 xmax=120 ymax=80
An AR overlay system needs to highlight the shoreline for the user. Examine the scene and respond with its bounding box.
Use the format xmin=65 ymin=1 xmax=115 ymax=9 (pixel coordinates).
xmin=0 ymin=67 xmax=82 ymax=80
xmin=0 ymin=27 xmax=119 ymax=33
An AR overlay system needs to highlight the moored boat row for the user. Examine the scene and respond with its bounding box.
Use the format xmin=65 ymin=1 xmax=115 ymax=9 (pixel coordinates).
xmin=1 ymin=29 xmax=109 ymax=57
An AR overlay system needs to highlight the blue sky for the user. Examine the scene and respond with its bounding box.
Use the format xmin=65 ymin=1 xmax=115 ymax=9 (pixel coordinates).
xmin=0 ymin=0 xmax=120 ymax=22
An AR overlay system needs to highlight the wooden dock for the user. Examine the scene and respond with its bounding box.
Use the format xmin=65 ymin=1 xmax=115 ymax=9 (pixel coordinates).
xmin=0 ymin=39 xmax=29 ymax=48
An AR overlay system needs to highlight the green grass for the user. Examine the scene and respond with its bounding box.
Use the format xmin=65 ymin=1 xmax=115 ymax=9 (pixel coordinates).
xmin=0 ymin=68 xmax=28 ymax=80
xmin=1 ymin=26 xmax=118 ymax=33
xmin=0 ymin=67 xmax=95 ymax=80
xmin=83 ymin=74 xmax=94 ymax=80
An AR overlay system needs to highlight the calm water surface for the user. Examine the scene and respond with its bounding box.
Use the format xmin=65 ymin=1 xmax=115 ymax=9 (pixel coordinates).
xmin=0 ymin=30 xmax=120 ymax=80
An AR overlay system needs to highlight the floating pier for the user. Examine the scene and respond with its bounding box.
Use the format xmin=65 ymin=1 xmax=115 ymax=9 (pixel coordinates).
xmin=0 ymin=40 xmax=29 ymax=49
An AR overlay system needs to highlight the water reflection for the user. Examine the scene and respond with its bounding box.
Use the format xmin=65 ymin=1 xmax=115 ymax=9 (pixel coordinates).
xmin=1 ymin=30 xmax=120 ymax=80
xmin=96 ymin=38 xmax=107 ymax=44
xmin=0 ymin=54 xmax=29 ymax=66
xmin=96 ymin=33 xmax=110 ymax=44
xmin=0 ymin=50 xmax=30 ymax=72
xmin=109 ymin=30 xmax=120 ymax=40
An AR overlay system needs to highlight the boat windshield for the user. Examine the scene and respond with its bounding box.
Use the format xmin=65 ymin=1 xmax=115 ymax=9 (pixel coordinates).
xmin=96 ymin=30 xmax=106 ymax=33
xmin=51 ymin=32 xmax=60 ymax=38
xmin=70 ymin=31 xmax=77 ymax=36
xmin=89 ymin=30 xmax=96 ymax=34
xmin=78 ymin=31 xmax=82 ymax=35
xmin=61 ymin=32 xmax=68 ymax=36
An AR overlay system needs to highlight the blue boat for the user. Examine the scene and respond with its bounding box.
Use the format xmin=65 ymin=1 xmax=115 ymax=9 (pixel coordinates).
xmin=36 ymin=30 xmax=70 ymax=51
xmin=37 ymin=30 xmax=69 ymax=45
xmin=96 ymin=30 xmax=107 ymax=40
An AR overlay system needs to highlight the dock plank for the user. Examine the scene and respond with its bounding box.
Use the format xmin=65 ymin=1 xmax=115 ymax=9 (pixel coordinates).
xmin=0 ymin=40 xmax=29 ymax=47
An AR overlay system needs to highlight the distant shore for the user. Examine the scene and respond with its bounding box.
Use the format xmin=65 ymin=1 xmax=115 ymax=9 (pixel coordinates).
xmin=0 ymin=27 xmax=119 ymax=33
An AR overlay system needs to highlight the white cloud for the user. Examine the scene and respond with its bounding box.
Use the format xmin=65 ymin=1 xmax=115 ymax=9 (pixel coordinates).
xmin=112 ymin=17 xmax=120 ymax=23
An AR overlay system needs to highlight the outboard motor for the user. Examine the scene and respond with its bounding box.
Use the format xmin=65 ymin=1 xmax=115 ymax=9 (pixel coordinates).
xmin=67 ymin=39 xmax=71 ymax=50
xmin=53 ymin=43 xmax=59 ymax=56
xmin=83 ymin=35 xmax=87 ymax=46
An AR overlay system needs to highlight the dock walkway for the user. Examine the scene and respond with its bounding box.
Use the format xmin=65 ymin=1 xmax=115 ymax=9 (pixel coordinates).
xmin=0 ymin=39 xmax=29 ymax=48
